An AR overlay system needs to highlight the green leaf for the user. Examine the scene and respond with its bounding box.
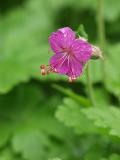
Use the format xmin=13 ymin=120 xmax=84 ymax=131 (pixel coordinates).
xmin=101 ymin=154 xmax=120 ymax=160
xmin=0 ymin=147 xmax=24 ymax=160
xmin=105 ymin=43 xmax=120 ymax=98
xmin=0 ymin=83 xmax=76 ymax=160
xmin=0 ymin=121 xmax=12 ymax=148
xmin=76 ymin=24 xmax=88 ymax=39
xmin=56 ymin=96 xmax=120 ymax=138
xmin=0 ymin=0 xmax=51 ymax=94
xmin=83 ymin=106 xmax=120 ymax=138
xmin=0 ymin=149 xmax=13 ymax=160
xmin=90 ymin=87 xmax=110 ymax=107
xmin=56 ymin=98 xmax=98 ymax=134
xmin=12 ymin=129 xmax=49 ymax=160
xmin=109 ymin=154 xmax=120 ymax=160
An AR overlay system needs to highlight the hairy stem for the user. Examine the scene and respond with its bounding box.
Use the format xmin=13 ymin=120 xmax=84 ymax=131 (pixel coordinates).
xmin=86 ymin=62 xmax=96 ymax=106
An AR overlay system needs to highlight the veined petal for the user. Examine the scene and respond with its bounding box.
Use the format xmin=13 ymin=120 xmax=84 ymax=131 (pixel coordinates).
xmin=58 ymin=27 xmax=75 ymax=48
xmin=49 ymin=32 xmax=63 ymax=54
xmin=49 ymin=27 xmax=75 ymax=54
xmin=67 ymin=57 xmax=83 ymax=77
xmin=71 ymin=39 xmax=92 ymax=63
xmin=50 ymin=53 xmax=69 ymax=74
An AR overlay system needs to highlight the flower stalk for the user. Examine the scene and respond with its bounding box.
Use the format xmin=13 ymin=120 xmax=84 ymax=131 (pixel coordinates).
xmin=97 ymin=0 xmax=106 ymax=80
xmin=86 ymin=62 xmax=96 ymax=106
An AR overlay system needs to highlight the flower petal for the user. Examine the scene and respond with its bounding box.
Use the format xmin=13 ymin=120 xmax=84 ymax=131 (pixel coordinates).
xmin=49 ymin=27 xmax=75 ymax=53
xmin=67 ymin=57 xmax=83 ymax=77
xmin=49 ymin=32 xmax=63 ymax=54
xmin=58 ymin=27 xmax=75 ymax=48
xmin=71 ymin=39 xmax=92 ymax=63
xmin=50 ymin=53 xmax=69 ymax=74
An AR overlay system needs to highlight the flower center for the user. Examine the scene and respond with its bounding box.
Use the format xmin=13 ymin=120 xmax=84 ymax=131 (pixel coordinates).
xmin=62 ymin=48 xmax=73 ymax=56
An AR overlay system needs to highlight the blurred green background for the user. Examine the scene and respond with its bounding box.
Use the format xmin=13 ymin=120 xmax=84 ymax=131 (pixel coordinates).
xmin=0 ymin=0 xmax=120 ymax=159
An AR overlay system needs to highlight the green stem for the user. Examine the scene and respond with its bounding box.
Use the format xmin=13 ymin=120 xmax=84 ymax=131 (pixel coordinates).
xmin=86 ymin=62 xmax=96 ymax=106
xmin=97 ymin=0 xmax=106 ymax=80
xmin=52 ymin=84 xmax=91 ymax=107
xmin=97 ymin=0 xmax=106 ymax=49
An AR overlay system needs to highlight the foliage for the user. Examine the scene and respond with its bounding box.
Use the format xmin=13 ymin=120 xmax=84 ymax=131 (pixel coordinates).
xmin=0 ymin=0 xmax=120 ymax=159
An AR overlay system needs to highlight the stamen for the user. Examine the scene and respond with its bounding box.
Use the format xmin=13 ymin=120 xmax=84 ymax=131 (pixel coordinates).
xmin=67 ymin=55 xmax=78 ymax=81
xmin=52 ymin=68 xmax=58 ymax=73
xmin=47 ymin=65 xmax=57 ymax=73
xmin=68 ymin=76 xmax=76 ymax=83
xmin=72 ymin=75 xmax=77 ymax=80
xmin=40 ymin=65 xmax=46 ymax=75
xmin=47 ymin=53 xmax=68 ymax=74
xmin=68 ymin=77 xmax=74 ymax=83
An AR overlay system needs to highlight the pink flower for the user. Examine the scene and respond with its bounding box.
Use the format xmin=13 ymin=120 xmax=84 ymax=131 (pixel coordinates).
xmin=40 ymin=27 xmax=92 ymax=82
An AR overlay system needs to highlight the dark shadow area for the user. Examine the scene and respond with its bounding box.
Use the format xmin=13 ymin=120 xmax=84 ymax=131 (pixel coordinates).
xmin=54 ymin=5 xmax=97 ymax=42
xmin=105 ymin=17 xmax=120 ymax=43
xmin=0 ymin=0 xmax=25 ymax=14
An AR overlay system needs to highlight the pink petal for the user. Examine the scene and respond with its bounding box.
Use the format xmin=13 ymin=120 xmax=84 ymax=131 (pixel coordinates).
xmin=67 ymin=57 xmax=83 ymax=77
xmin=50 ymin=53 xmax=69 ymax=74
xmin=49 ymin=32 xmax=64 ymax=54
xmin=58 ymin=27 xmax=75 ymax=48
xmin=49 ymin=27 xmax=75 ymax=54
xmin=71 ymin=39 xmax=92 ymax=63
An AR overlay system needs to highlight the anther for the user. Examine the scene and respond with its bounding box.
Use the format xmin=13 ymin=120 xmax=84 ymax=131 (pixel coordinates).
xmin=68 ymin=75 xmax=77 ymax=83
xmin=40 ymin=65 xmax=46 ymax=75
xmin=68 ymin=77 xmax=74 ymax=83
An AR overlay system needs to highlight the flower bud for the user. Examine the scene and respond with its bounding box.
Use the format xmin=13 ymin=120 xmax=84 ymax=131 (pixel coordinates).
xmin=91 ymin=45 xmax=103 ymax=60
